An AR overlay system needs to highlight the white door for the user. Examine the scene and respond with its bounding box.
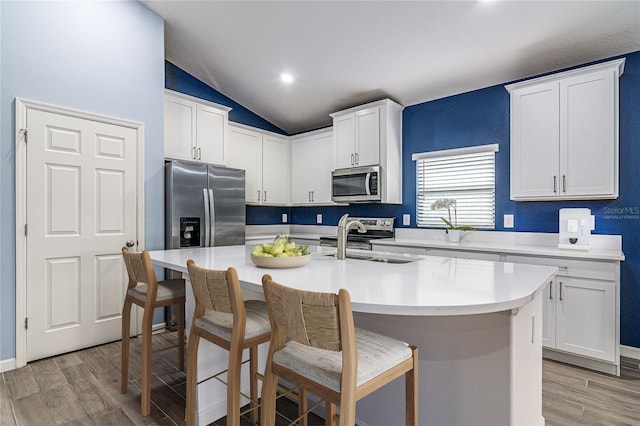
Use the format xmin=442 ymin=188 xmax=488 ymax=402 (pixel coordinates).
xmin=312 ymin=131 xmax=335 ymax=203
xmin=555 ymin=277 xmax=616 ymax=362
xmin=510 ymin=81 xmax=560 ymax=199
xmin=196 ymin=103 xmax=227 ymax=165
xmin=291 ymin=137 xmax=313 ymax=204
xmin=25 ymin=108 xmax=138 ymax=361
xmin=560 ymin=69 xmax=616 ymax=197
xmin=262 ymin=135 xmax=290 ymax=204
xmin=164 ymin=94 xmax=196 ymax=161
xmin=227 ymin=125 xmax=262 ymax=203
xmin=354 ymin=106 xmax=380 ymax=167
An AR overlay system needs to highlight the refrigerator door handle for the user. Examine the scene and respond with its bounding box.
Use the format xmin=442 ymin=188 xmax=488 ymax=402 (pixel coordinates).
xmin=203 ymin=188 xmax=210 ymax=247
xmin=208 ymin=188 xmax=215 ymax=247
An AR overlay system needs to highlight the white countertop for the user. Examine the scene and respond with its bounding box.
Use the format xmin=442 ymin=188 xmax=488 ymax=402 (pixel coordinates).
xmin=149 ymin=245 xmax=557 ymax=316
xmin=373 ymin=229 xmax=625 ymax=262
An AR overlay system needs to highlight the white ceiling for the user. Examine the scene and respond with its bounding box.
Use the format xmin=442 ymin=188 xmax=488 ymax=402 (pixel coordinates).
xmin=141 ymin=0 xmax=640 ymax=135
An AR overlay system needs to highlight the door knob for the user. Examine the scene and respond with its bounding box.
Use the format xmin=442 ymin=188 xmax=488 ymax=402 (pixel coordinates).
xmin=125 ymin=240 xmax=135 ymax=248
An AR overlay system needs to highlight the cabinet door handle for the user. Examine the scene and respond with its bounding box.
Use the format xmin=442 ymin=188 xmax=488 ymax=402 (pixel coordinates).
xmin=549 ymin=281 xmax=553 ymax=300
xmin=263 ymin=191 xmax=267 ymax=203
xmin=192 ymin=146 xmax=197 ymax=160
xmin=311 ymin=191 xmax=314 ymax=202
xmin=559 ymin=281 xmax=564 ymax=301
xmin=197 ymin=147 xmax=202 ymax=160
xmin=355 ymin=152 xmax=359 ymax=165
xmin=562 ymin=175 xmax=566 ymax=193
xmin=308 ymin=191 xmax=311 ymax=202
xmin=257 ymin=190 xmax=261 ymax=202
xmin=553 ymin=175 xmax=557 ymax=193
xmin=351 ymin=153 xmax=354 ymax=166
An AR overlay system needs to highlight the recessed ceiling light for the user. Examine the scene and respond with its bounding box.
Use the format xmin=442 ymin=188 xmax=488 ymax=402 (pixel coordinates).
xmin=280 ymin=72 xmax=294 ymax=84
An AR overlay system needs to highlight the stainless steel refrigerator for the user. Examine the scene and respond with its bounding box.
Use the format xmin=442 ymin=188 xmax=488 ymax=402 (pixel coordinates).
xmin=165 ymin=159 xmax=245 ymax=250
xmin=165 ymin=160 xmax=246 ymax=328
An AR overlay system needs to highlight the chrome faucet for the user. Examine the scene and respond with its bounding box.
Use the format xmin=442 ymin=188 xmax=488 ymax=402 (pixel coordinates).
xmin=337 ymin=214 xmax=366 ymax=260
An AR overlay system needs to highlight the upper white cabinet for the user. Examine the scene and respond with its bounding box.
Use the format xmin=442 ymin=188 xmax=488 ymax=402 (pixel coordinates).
xmin=330 ymin=98 xmax=404 ymax=204
xmin=164 ymin=90 xmax=231 ymax=165
xmin=227 ymin=124 xmax=290 ymax=205
xmin=290 ymin=129 xmax=335 ymax=204
xmin=506 ymin=59 xmax=625 ymax=201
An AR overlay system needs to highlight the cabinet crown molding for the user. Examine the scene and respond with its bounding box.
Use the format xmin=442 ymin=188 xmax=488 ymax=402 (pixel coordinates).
xmin=164 ymin=88 xmax=233 ymax=112
xmin=504 ymin=58 xmax=625 ymax=93
xmin=329 ymin=98 xmax=404 ymax=118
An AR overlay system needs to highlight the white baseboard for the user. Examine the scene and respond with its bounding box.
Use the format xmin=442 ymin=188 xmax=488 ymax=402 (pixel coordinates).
xmin=0 ymin=358 xmax=17 ymax=373
xmin=621 ymin=345 xmax=640 ymax=361
xmin=152 ymin=322 xmax=167 ymax=334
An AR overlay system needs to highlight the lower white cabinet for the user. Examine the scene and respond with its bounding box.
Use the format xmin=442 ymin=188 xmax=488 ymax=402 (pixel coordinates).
xmin=227 ymin=124 xmax=290 ymax=205
xmin=505 ymin=254 xmax=618 ymax=372
xmin=554 ymin=276 xmax=616 ymax=361
xmin=373 ymin=241 xmax=620 ymax=374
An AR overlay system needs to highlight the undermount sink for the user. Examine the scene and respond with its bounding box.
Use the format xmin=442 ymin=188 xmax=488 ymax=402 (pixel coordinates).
xmin=325 ymin=253 xmax=421 ymax=264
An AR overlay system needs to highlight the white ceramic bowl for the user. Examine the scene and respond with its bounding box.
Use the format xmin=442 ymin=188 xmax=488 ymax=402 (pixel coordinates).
xmin=250 ymin=253 xmax=311 ymax=269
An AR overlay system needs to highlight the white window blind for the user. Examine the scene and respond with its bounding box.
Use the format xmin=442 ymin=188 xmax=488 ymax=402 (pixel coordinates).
xmin=414 ymin=144 xmax=497 ymax=229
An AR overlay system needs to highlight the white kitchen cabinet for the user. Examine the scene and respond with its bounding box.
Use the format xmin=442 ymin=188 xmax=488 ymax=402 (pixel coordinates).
xmin=261 ymin=134 xmax=290 ymax=204
xmin=164 ymin=90 xmax=231 ymax=165
xmin=333 ymin=106 xmax=380 ymax=168
xmin=505 ymin=254 xmax=618 ymax=372
xmin=506 ymin=58 xmax=624 ymax=201
xmin=330 ymin=98 xmax=404 ymax=203
xmin=227 ymin=124 xmax=290 ymax=205
xmin=291 ymin=129 xmax=335 ymax=204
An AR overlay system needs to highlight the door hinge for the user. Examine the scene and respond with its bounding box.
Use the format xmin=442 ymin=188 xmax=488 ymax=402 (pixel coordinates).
xmin=24 ymin=317 xmax=28 ymax=330
xmin=20 ymin=128 xmax=27 ymax=143
xmin=24 ymin=223 xmax=28 ymax=237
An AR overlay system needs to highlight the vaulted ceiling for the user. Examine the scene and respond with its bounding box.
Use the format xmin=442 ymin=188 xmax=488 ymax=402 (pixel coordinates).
xmin=141 ymin=1 xmax=640 ymax=134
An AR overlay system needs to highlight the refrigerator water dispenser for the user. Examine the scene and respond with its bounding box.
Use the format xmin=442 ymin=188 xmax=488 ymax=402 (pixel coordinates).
xmin=180 ymin=217 xmax=200 ymax=247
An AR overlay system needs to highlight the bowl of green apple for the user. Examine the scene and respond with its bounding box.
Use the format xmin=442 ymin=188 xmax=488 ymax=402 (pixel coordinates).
xmin=250 ymin=235 xmax=311 ymax=268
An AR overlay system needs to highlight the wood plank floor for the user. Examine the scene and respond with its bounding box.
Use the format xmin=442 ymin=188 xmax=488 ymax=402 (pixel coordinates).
xmin=2 ymin=331 xmax=639 ymax=425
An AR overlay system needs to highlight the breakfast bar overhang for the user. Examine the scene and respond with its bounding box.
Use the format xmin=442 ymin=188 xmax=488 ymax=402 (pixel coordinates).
xmin=149 ymin=245 xmax=557 ymax=426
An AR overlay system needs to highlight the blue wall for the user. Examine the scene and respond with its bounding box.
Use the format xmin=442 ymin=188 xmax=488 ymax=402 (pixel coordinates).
xmin=0 ymin=1 xmax=165 ymax=362
xmin=165 ymin=61 xmax=287 ymax=135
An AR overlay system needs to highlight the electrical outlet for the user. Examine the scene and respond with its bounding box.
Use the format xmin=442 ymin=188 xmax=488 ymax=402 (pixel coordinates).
xmin=403 ymin=214 xmax=411 ymax=226
xmin=504 ymin=214 xmax=514 ymax=228
xmin=316 ymin=214 xmax=323 ymax=224
xmin=282 ymin=213 xmax=287 ymax=223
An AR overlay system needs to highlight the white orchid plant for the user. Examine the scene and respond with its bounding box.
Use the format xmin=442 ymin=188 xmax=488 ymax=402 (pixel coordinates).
xmin=430 ymin=198 xmax=474 ymax=233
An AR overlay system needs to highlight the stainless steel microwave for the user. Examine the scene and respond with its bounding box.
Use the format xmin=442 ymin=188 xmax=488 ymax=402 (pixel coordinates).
xmin=331 ymin=165 xmax=381 ymax=203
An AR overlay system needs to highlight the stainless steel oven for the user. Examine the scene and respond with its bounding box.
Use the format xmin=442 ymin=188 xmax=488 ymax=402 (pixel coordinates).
xmin=320 ymin=217 xmax=395 ymax=250
xmin=331 ymin=165 xmax=381 ymax=203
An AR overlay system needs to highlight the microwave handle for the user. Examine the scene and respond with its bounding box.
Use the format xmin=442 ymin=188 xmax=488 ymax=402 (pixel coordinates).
xmin=365 ymin=172 xmax=371 ymax=195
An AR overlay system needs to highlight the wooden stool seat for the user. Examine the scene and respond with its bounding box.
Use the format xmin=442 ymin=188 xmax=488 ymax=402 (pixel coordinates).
xmin=260 ymin=275 xmax=418 ymax=426
xmin=121 ymin=247 xmax=186 ymax=417
xmin=186 ymin=260 xmax=271 ymax=426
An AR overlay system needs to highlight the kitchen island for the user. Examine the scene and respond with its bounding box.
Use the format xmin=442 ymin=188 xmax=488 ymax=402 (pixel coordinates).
xmin=149 ymin=245 xmax=557 ymax=426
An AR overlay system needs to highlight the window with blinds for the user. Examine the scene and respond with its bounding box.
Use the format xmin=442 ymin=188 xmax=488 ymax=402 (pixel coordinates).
xmin=413 ymin=144 xmax=498 ymax=229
